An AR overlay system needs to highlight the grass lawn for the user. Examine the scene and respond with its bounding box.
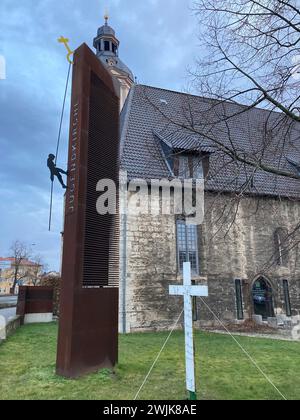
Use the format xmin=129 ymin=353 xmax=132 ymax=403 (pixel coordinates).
xmin=0 ymin=323 xmax=299 ymax=400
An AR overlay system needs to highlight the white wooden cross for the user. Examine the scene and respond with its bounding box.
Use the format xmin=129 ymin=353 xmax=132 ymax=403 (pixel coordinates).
xmin=169 ymin=262 xmax=208 ymax=399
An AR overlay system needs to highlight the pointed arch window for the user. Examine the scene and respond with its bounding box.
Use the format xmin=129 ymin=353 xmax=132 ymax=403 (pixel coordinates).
xmin=274 ymin=228 xmax=289 ymax=266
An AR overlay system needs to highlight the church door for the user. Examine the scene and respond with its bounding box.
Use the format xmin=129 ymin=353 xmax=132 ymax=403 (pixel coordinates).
xmin=252 ymin=277 xmax=275 ymax=320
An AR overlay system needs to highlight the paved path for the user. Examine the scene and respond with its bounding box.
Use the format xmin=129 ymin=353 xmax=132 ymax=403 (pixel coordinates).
xmin=0 ymin=307 xmax=17 ymax=323
xmin=0 ymin=296 xmax=17 ymax=306
xmin=204 ymin=329 xmax=299 ymax=342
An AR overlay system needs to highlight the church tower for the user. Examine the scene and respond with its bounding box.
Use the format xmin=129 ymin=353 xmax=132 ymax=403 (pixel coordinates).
xmin=93 ymin=14 xmax=134 ymax=110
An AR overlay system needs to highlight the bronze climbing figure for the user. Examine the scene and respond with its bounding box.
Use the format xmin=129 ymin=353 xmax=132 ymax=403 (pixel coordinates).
xmin=47 ymin=154 xmax=68 ymax=189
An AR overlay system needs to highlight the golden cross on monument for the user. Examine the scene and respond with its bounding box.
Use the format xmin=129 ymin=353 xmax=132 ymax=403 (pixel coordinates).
xmin=58 ymin=36 xmax=74 ymax=64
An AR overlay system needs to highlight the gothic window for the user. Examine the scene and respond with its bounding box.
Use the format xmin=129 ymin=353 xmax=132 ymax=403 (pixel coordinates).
xmin=235 ymin=279 xmax=244 ymax=320
xmin=252 ymin=277 xmax=275 ymax=319
xmin=104 ymin=41 xmax=110 ymax=51
xmin=176 ymin=220 xmax=199 ymax=275
xmin=274 ymin=228 xmax=289 ymax=266
xmin=283 ymin=280 xmax=292 ymax=317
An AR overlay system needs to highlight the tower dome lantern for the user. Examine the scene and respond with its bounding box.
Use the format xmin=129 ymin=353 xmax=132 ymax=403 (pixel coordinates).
xmin=93 ymin=15 xmax=134 ymax=110
xmin=93 ymin=14 xmax=120 ymax=58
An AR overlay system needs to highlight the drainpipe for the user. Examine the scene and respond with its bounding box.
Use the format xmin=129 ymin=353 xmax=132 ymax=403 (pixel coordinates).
xmin=120 ymin=212 xmax=128 ymax=334
xmin=119 ymin=170 xmax=128 ymax=334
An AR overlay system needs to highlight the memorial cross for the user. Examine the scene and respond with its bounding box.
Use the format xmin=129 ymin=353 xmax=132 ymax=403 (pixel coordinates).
xmin=169 ymin=262 xmax=208 ymax=400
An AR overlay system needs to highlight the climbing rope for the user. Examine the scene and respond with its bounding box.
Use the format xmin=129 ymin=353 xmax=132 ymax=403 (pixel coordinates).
xmin=48 ymin=61 xmax=72 ymax=231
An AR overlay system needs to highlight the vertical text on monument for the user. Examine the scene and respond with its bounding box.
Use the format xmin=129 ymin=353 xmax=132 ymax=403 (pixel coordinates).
xmin=67 ymin=101 xmax=79 ymax=214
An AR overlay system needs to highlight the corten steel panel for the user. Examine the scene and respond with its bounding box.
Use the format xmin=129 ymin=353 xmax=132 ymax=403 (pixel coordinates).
xmin=56 ymin=44 xmax=120 ymax=378
xmin=16 ymin=286 xmax=53 ymax=315
xmin=16 ymin=286 xmax=26 ymax=316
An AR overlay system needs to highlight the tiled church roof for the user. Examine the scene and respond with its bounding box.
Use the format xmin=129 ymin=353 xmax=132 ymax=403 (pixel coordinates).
xmin=0 ymin=257 xmax=37 ymax=266
xmin=120 ymin=84 xmax=300 ymax=199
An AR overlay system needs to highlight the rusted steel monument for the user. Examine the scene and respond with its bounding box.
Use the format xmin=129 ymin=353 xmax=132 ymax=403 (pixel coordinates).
xmin=56 ymin=44 xmax=120 ymax=378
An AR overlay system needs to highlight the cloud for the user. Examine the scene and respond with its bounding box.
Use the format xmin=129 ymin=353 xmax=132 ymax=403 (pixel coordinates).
xmin=0 ymin=0 xmax=200 ymax=271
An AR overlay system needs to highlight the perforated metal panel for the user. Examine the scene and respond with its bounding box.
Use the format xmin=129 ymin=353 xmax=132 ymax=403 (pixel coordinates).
xmin=82 ymin=71 xmax=119 ymax=288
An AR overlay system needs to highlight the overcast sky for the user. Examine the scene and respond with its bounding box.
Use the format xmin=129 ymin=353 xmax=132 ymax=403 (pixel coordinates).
xmin=0 ymin=0 xmax=201 ymax=271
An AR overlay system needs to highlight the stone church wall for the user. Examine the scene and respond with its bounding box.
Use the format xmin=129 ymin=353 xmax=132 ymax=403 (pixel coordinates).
xmin=122 ymin=191 xmax=300 ymax=332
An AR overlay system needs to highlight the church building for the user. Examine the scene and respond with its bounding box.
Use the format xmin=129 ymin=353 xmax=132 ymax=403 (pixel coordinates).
xmin=93 ymin=18 xmax=300 ymax=333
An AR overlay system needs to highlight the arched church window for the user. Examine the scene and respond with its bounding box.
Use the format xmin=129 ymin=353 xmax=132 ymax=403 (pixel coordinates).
xmin=252 ymin=277 xmax=275 ymax=319
xmin=274 ymin=228 xmax=289 ymax=266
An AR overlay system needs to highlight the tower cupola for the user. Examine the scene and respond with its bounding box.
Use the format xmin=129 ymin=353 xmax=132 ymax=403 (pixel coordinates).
xmin=93 ymin=14 xmax=120 ymax=60
xmin=93 ymin=15 xmax=134 ymax=110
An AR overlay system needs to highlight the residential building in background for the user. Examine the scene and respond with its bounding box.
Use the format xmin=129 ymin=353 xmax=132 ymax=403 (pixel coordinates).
xmin=0 ymin=257 xmax=42 ymax=295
